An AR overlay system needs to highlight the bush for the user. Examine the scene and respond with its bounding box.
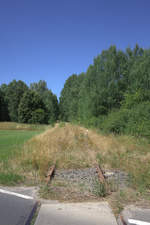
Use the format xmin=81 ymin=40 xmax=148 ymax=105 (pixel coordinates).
xmin=101 ymin=109 xmax=129 ymax=134
xmin=85 ymin=117 xmax=101 ymax=128
xmin=101 ymin=102 xmax=150 ymax=137
xmin=128 ymin=158 xmax=150 ymax=192
xmin=125 ymin=102 xmax=150 ymax=137
xmin=78 ymin=116 xmax=106 ymax=130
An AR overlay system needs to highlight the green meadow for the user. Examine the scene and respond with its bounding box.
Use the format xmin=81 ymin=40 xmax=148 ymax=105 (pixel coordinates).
xmin=0 ymin=130 xmax=41 ymax=161
xmin=0 ymin=122 xmax=48 ymax=185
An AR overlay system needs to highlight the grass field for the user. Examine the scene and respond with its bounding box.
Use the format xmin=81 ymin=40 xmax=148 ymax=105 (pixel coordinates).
xmin=0 ymin=122 xmax=49 ymax=185
xmin=0 ymin=130 xmax=42 ymax=161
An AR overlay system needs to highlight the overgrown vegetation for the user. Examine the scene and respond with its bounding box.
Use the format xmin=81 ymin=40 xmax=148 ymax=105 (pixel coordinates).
xmin=20 ymin=124 xmax=98 ymax=176
xmin=93 ymin=179 xmax=108 ymax=197
xmin=0 ymin=172 xmax=23 ymax=186
xmin=13 ymin=123 xmax=150 ymax=194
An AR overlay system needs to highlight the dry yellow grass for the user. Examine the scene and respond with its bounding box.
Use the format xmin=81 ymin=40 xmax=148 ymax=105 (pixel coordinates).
xmin=18 ymin=123 xmax=150 ymax=190
xmin=0 ymin=122 xmax=50 ymax=130
xmin=21 ymin=124 xmax=99 ymax=175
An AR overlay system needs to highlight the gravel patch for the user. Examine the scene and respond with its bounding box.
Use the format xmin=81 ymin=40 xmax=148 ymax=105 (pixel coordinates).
xmin=53 ymin=168 xmax=128 ymax=191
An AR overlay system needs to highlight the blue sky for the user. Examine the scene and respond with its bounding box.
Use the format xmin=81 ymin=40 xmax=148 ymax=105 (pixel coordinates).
xmin=0 ymin=0 xmax=150 ymax=97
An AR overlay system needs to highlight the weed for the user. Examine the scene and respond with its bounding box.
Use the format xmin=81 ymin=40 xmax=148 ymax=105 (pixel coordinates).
xmin=110 ymin=188 xmax=141 ymax=215
xmin=108 ymin=179 xmax=119 ymax=192
xmin=0 ymin=172 xmax=23 ymax=186
xmin=29 ymin=203 xmax=41 ymax=225
xmin=93 ymin=179 xmax=108 ymax=197
xmin=39 ymin=185 xmax=54 ymax=199
xmin=96 ymin=153 xmax=105 ymax=165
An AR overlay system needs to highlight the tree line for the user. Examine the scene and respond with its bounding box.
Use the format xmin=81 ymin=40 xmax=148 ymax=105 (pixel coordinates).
xmin=1 ymin=44 xmax=150 ymax=137
xmin=59 ymin=44 xmax=150 ymax=137
xmin=0 ymin=80 xmax=59 ymax=124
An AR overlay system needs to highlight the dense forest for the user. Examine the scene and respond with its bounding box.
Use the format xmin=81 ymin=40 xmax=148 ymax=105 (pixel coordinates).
xmin=1 ymin=44 xmax=150 ymax=137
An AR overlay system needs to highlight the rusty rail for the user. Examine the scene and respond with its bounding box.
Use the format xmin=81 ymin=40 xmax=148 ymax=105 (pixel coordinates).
xmin=96 ymin=164 xmax=111 ymax=194
xmin=45 ymin=165 xmax=55 ymax=184
xmin=96 ymin=164 xmax=105 ymax=183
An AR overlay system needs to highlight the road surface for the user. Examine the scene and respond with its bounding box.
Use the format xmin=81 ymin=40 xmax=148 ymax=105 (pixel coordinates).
xmin=35 ymin=202 xmax=118 ymax=225
xmin=0 ymin=189 xmax=37 ymax=225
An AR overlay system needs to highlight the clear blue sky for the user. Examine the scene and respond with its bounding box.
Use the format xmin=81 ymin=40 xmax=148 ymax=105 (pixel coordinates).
xmin=0 ymin=0 xmax=150 ymax=97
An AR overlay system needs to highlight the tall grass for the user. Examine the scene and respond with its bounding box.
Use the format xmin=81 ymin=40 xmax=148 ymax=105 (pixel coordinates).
xmin=19 ymin=123 xmax=150 ymax=193
xmin=1 ymin=122 xmax=150 ymax=193
xmin=20 ymin=124 xmax=99 ymax=176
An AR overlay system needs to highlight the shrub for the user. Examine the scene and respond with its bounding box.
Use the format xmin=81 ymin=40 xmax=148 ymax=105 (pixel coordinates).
xmin=101 ymin=109 xmax=129 ymax=134
xmin=101 ymin=101 xmax=150 ymax=137
xmin=125 ymin=102 xmax=150 ymax=137
xmin=85 ymin=117 xmax=101 ymax=128
xmin=128 ymin=158 xmax=150 ymax=192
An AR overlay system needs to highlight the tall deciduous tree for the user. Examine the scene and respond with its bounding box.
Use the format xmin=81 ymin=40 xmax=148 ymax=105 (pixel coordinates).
xmin=78 ymin=46 xmax=128 ymax=121
xmin=30 ymin=80 xmax=59 ymax=123
xmin=0 ymin=90 xmax=6 ymax=121
xmin=0 ymin=84 xmax=9 ymax=121
xmin=60 ymin=44 xmax=149 ymax=132
xmin=18 ymin=90 xmax=46 ymax=124
xmin=59 ymin=73 xmax=85 ymax=121
xmin=6 ymin=80 xmax=28 ymax=122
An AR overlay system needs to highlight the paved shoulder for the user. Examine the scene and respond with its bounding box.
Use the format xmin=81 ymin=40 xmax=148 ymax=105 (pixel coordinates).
xmin=0 ymin=190 xmax=37 ymax=225
xmin=35 ymin=202 xmax=117 ymax=225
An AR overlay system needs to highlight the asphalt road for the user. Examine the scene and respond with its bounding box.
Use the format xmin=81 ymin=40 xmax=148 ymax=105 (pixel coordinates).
xmin=0 ymin=190 xmax=37 ymax=225
xmin=118 ymin=205 xmax=150 ymax=225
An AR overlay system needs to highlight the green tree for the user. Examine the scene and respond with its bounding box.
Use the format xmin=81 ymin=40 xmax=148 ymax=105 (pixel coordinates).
xmin=18 ymin=90 xmax=46 ymax=124
xmin=59 ymin=73 xmax=85 ymax=121
xmin=0 ymin=84 xmax=9 ymax=121
xmin=29 ymin=109 xmax=46 ymax=124
xmin=6 ymin=80 xmax=28 ymax=122
xmin=127 ymin=50 xmax=150 ymax=91
xmin=0 ymin=90 xmax=6 ymax=121
xmin=30 ymin=80 xmax=59 ymax=123
xmin=44 ymin=91 xmax=59 ymax=123
xmin=30 ymin=80 xmax=48 ymax=96
xmin=78 ymin=46 xmax=128 ymax=123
